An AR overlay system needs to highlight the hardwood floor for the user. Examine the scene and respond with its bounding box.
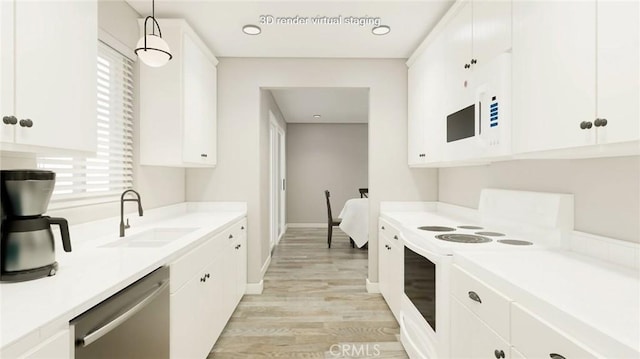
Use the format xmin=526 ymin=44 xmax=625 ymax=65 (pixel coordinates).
xmin=209 ymin=227 xmax=408 ymax=358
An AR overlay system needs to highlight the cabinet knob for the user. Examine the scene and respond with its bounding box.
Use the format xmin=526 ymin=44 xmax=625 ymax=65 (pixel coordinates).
xmin=241 ymin=226 xmax=245 ymax=230
xmin=3 ymin=116 xmax=17 ymax=125
xmin=205 ymin=273 xmax=210 ymax=279
xmin=468 ymin=291 xmax=482 ymax=303
xmin=200 ymin=276 xmax=206 ymax=282
xmin=381 ymin=226 xmax=385 ymax=230
xmin=229 ymin=234 xmax=233 ymax=239
xmin=471 ymin=59 xmax=477 ymax=65
xmin=594 ymin=118 xmax=608 ymax=127
xmin=494 ymin=349 xmax=505 ymax=359
xmin=549 ymin=354 xmax=566 ymax=359
xmin=464 ymin=63 xmax=471 ymax=69
xmin=579 ymin=121 xmax=593 ymax=130
xmin=393 ymin=235 xmax=398 ymax=240
xmin=200 ymin=153 xmax=208 ymax=158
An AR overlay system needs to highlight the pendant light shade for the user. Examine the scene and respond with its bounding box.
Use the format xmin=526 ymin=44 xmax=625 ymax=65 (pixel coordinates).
xmin=135 ymin=0 xmax=172 ymax=67
xmin=135 ymin=33 xmax=172 ymax=67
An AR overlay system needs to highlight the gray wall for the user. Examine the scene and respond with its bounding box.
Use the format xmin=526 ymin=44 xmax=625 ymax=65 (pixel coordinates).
xmin=0 ymin=0 xmax=186 ymax=224
xmin=186 ymin=58 xmax=438 ymax=285
xmin=286 ymin=123 xmax=368 ymax=224
xmin=439 ymin=156 xmax=640 ymax=243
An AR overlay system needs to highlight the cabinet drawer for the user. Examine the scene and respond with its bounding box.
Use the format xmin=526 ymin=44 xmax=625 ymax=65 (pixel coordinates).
xmin=511 ymin=303 xmax=599 ymax=359
xmin=451 ymin=297 xmax=511 ymax=359
xmin=379 ymin=218 xmax=401 ymax=244
xmin=170 ymin=219 xmax=246 ymax=293
xmin=451 ymin=265 xmax=511 ymax=341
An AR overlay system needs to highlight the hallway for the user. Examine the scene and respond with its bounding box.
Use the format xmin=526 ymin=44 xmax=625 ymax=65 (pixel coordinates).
xmin=210 ymin=228 xmax=407 ymax=358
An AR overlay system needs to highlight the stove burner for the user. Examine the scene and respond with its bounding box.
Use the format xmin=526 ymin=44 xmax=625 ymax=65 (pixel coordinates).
xmin=418 ymin=226 xmax=456 ymax=232
xmin=435 ymin=234 xmax=492 ymax=243
xmin=457 ymin=225 xmax=484 ymax=230
xmin=497 ymin=239 xmax=533 ymax=246
xmin=475 ymin=231 xmax=505 ymax=237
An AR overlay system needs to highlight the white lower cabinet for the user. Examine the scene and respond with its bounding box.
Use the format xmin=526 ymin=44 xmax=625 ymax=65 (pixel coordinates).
xmin=511 ymin=303 xmax=599 ymax=359
xmin=19 ymin=329 xmax=70 ymax=359
xmin=451 ymin=297 xmax=510 ymax=359
xmin=378 ymin=219 xmax=403 ymax=322
xmin=450 ymin=265 xmax=601 ymax=359
xmin=169 ymin=218 xmax=247 ymax=359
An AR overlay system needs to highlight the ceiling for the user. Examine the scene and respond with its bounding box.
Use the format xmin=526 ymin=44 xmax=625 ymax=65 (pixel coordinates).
xmin=270 ymin=88 xmax=368 ymax=123
xmin=126 ymin=0 xmax=454 ymax=58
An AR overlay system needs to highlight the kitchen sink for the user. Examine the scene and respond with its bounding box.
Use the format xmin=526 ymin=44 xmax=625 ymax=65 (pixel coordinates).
xmin=100 ymin=228 xmax=198 ymax=248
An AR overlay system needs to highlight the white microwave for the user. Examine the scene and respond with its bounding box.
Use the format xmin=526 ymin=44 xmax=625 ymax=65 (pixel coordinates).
xmin=444 ymin=53 xmax=512 ymax=161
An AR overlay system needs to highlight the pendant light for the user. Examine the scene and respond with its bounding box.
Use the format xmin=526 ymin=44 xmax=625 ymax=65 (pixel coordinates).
xmin=135 ymin=0 xmax=172 ymax=67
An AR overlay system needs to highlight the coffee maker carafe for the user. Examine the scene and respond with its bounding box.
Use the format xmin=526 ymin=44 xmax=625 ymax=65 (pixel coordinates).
xmin=1 ymin=170 xmax=71 ymax=282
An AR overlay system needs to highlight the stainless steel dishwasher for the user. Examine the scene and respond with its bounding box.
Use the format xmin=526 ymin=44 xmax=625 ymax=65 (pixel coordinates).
xmin=70 ymin=266 xmax=170 ymax=359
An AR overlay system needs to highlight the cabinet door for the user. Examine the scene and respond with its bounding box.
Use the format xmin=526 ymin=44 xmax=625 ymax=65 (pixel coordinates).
xmin=235 ymin=234 xmax=247 ymax=302
xmin=408 ymin=52 xmax=428 ymax=166
xmin=170 ymin=270 xmax=209 ymax=359
xmin=387 ymin=238 xmax=403 ymax=321
xmin=512 ymin=1 xmax=596 ymax=153
xmin=450 ymin=297 xmax=510 ymax=359
xmin=423 ymin=35 xmax=447 ymax=164
xmin=202 ymin=255 xmax=230 ymax=351
xmin=596 ymin=0 xmax=639 ymax=144
xmin=20 ymin=329 xmax=70 ymax=359
xmin=0 ymin=1 xmax=15 ymax=143
xmin=183 ymin=33 xmax=217 ymax=166
xmin=444 ymin=2 xmax=473 ymax=114
xmin=13 ymin=0 xmax=97 ymax=152
xmin=472 ymin=0 xmax=511 ymax=64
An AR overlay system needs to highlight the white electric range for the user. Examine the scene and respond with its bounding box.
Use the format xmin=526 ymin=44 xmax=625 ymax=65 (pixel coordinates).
xmin=380 ymin=189 xmax=575 ymax=359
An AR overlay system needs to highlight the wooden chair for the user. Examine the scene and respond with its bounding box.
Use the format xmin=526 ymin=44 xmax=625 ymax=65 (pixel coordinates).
xmin=325 ymin=190 xmax=354 ymax=249
xmin=359 ymin=188 xmax=369 ymax=198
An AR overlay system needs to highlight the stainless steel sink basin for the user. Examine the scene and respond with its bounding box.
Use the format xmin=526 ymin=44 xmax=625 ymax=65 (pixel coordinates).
xmin=101 ymin=228 xmax=198 ymax=248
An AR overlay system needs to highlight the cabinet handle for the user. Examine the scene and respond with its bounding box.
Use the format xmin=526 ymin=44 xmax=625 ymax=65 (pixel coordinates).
xmin=594 ymin=118 xmax=608 ymax=127
xmin=468 ymin=291 xmax=482 ymax=303
xmin=549 ymin=354 xmax=566 ymax=359
xmin=464 ymin=63 xmax=471 ymax=69
xmin=200 ymin=153 xmax=208 ymax=158
xmin=200 ymin=276 xmax=206 ymax=282
xmin=26 ymin=119 xmax=33 ymax=127
xmin=494 ymin=349 xmax=505 ymax=359
xmin=579 ymin=121 xmax=593 ymax=130
xmin=381 ymin=226 xmax=385 ymax=230
xmin=471 ymin=59 xmax=477 ymax=65
xmin=241 ymin=226 xmax=245 ymax=230
xmin=3 ymin=115 xmax=17 ymax=125
xmin=229 ymin=234 xmax=233 ymax=239
xmin=393 ymin=235 xmax=398 ymax=240
xmin=205 ymin=273 xmax=210 ymax=279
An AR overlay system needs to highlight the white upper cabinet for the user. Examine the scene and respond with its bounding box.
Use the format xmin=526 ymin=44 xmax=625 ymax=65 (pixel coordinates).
xmin=512 ymin=0 xmax=639 ymax=156
xmin=1 ymin=0 xmax=97 ymax=154
xmin=596 ymin=0 xmax=639 ymax=145
xmin=512 ymin=0 xmax=597 ymax=154
xmin=139 ymin=19 xmax=218 ymax=167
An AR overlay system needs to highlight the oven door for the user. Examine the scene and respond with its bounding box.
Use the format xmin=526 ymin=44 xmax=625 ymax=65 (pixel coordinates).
xmin=401 ymin=241 xmax=452 ymax=358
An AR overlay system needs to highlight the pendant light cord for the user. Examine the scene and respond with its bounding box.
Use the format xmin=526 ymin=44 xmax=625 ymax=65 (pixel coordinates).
xmin=151 ymin=0 xmax=156 ymax=36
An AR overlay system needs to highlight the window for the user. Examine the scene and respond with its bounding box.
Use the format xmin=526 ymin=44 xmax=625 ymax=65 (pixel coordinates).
xmin=37 ymin=42 xmax=134 ymax=205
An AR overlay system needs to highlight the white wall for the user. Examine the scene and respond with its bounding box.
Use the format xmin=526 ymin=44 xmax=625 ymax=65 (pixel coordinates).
xmin=186 ymin=58 xmax=438 ymax=285
xmin=286 ymin=123 xmax=368 ymax=224
xmin=0 ymin=0 xmax=186 ymax=225
xmin=439 ymin=156 xmax=640 ymax=243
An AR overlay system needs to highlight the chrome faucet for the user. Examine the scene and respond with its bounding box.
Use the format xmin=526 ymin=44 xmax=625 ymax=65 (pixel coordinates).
xmin=120 ymin=189 xmax=143 ymax=237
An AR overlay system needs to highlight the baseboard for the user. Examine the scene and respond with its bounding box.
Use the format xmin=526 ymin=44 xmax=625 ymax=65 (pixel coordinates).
xmin=366 ymin=278 xmax=380 ymax=293
xmin=260 ymin=254 xmax=272 ymax=278
xmin=287 ymin=223 xmax=325 ymax=228
xmin=245 ymin=280 xmax=264 ymax=295
xmin=277 ymin=226 xmax=287 ymax=244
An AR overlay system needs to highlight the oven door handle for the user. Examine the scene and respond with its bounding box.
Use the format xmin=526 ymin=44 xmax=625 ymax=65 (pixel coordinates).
xmin=78 ymin=280 xmax=169 ymax=347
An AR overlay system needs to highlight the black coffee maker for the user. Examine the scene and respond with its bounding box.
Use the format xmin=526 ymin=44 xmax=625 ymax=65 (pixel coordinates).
xmin=1 ymin=170 xmax=71 ymax=282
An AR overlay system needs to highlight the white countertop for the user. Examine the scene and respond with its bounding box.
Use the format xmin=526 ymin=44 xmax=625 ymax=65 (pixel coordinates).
xmin=380 ymin=202 xmax=640 ymax=357
xmin=0 ymin=202 xmax=247 ymax=350
xmin=454 ymin=249 xmax=640 ymax=358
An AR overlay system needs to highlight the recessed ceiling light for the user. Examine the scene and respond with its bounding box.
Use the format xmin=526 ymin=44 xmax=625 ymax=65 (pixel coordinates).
xmin=242 ymin=24 xmax=261 ymax=35
xmin=372 ymin=25 xmax=391 ymax=36
xmin=313 ymin=114 xmax=321 ymax=119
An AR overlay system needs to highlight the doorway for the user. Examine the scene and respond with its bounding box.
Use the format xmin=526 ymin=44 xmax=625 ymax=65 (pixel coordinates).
xmin=269 ymin=111 xmax=286 ymax=251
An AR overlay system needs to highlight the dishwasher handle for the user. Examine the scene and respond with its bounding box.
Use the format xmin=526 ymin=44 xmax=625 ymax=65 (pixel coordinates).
xmin=78 ymin=280 xmax=169 ymax=348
